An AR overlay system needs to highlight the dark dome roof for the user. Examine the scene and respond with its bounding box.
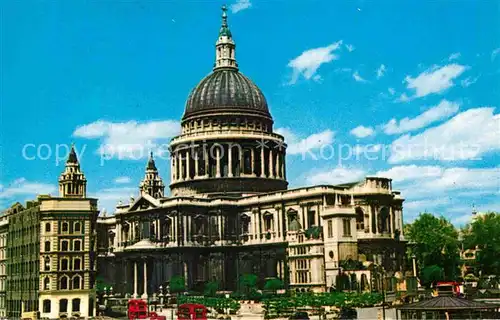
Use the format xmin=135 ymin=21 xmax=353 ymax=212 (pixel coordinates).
xmin=183 ymin=69 xmax=270 ymax=120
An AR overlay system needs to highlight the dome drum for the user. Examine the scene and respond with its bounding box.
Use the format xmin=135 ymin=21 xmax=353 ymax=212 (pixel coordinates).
xmin=169 ymin=138 xmax=287 ymax=195
xmin=170 ymin=177 xmax=288 ymax=197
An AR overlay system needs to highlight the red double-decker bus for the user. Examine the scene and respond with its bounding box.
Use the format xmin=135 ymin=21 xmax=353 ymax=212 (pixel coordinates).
xmin=177 ymin=303 xmax=208 ymax=320
xmin=127 ymin=299 xmax=166 ymax=320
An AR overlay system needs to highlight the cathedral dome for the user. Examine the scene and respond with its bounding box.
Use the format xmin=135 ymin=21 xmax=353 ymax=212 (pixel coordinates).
xmin=182 ymin=69 xmax=270 ymax=120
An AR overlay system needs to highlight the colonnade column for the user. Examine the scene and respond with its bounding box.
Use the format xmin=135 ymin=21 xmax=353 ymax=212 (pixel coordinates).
xmin=251 ymin=148 xmax=256 ymax=177
xmin=277 ymin=153 xmax=281 ymax=178
xmin=269 ymin=149 xmax=275 ymax=178
xmin=186 ymin=150 xmax=191 ymax=180
xmin=176 ymin=152 xmax=182 ymax=181
xmin=228 ymin=145 xmax=233 ymax=177
xmin=260 ymin=145 xmax=265 ymax=177
xmin=282 ymin=154 xmax=286 ymax=180
xmin=183 ymin=215 xmax=188 ymax=244
xmin=194 ymin=147 xmax=199 ymax=177
xmin=204 ymin=147 xmax=209 ymax=177
xmin=173 ymin=215 xmax=178 ymax=244
xmin=142 ymin=259 xmax=148 ymax=299
xmin=133 ymin=261 xmax=138 ymax=298
xmin=171 ymin=157 xmax=175 ymax=182
xmin=216 ymin=147 xmax=221 ymax=178
xmin=218 ymin=214 xmax=223 ymax=242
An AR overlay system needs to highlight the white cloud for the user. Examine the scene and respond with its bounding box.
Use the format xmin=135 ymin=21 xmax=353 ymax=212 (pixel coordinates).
xmin=396 ymin=93 xmax=411 ymax=102
xmin=448 ymin=52 xmax=461 ymax=61
xmin=312 ymin=74 xmax=322 ymax=82
xmin=73 ymin=120 xmax=180 ymax=160
xmin=383 ymin=100 xmax=460 ymax=135
xmin=114 ymin=176 xmax=131 ymax=184
xmin=389 ymin=107 xmax=500 ymax=163
xmin=377 ymin=166 xmax=500 ymax=194
xmin=350 ymin=125 xmax=375 ymax=138
xmin=353 ymin=144 xmax=382 ymax=156
xmin=276 ymin=128 xmax=335 ymax=155
xmin=404 ymin=64 xmax=467 ymax=98
xmin=0 ymin=178 xmax=56 ymax=200
xmin=306 ymin=167 xmax=366 ymax=185
xmin=376 ymin=165 xmax=500 ymax=201
xmin=353 ymin=71 xmax=367 ymax=83
xmin=376 ymin=165 xmax=500 ymax=222
xmin=345 ymin=44 xmax=355 ymax=52
xmin=275 ymin=127 xmax=298 ymax=144
xmin=375 ymin=165 xmax=444 ymax=182
xmin=230 ymin=0 xmax=251 ymax=13
xmin=405 ymin=198 xmax=450 ymax=211
xmin=376 ymin=64 xmax=386 ymax=79
xmin=461 ymin=76 xmax=479 ymax=88
xmin=491 ymin=48 xmax=500 ymax=61
xmin=287 ymin=41 xmax=343 ymax=84
xmin=388 ymin=88 xmax=396 ymax=96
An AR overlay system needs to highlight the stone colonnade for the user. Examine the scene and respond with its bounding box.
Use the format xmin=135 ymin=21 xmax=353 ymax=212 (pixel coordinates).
xmin=111 ymin=248 xmax=287 ymax=297
xmin=170 ymin=141 xmax=286 ymax=183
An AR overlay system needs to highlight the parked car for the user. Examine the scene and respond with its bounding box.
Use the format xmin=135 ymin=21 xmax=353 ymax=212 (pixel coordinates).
xmin=289 ymin=311 xmax=310 ymax=320
xmin=339 ymin=308 xmax=357 ymax=319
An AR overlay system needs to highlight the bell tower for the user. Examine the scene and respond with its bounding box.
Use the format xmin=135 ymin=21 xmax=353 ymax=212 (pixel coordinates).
xmin=139 ymin=152 xmax=165 ymax=198
xmin=58 ymin=145 xmax=87 ymax=198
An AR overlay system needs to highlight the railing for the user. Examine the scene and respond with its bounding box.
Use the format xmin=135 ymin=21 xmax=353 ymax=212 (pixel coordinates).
xmin=170 ymin=129 xmax=285 ymax=144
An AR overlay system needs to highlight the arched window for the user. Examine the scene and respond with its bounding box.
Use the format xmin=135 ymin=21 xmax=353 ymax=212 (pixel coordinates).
xmin=61 ymin=258 xmax=68 ymax=271
xmin=43 ymin=277 xmax=50 ymax=290
xmin=60 ymin=276 xmax=68 ymax=290
xmin=74 ymin=222 xmax=81 ymax=233
xmin=61 ymin=240 xmax=69 ymax=251
xmin=73 ymin=258 xmax=81 ymax=271
xmin=72 ymin=276 xmax=81 ymax=289
xmin=379 ymin=207 xmax=390 ymax=233
xmin=44 ymin=257 xmax=50 ymax=271
xmin=73 ymin=240 xmax=81 ymax=251
xmin=72 ymin=298 xmax=81 ymax=312
xmin=62 ymin=222 xmax=69 ymax=233
xmin=263 ymin=212 xmax=273 ymax=231
xmin=241 ymin=215 xmax=250 ymax=234
xmin=356 ymin=207 xmax=365 ymax=231
xmin=43 ymin=299 xmax=51 ymax=313
xmin=45 ymin=223 xmax=51 ymax=233
xmin=44 ymin=241 xmax=50 ymax=252
xmin=59 ymin=298 xmax=68 ymax=312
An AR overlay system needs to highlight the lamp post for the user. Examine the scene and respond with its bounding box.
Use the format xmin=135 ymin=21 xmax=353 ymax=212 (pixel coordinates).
xmin=159 ymin=285 xmax=164 ymax=312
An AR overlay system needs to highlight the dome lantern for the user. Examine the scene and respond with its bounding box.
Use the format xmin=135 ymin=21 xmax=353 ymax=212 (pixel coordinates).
xmin=214 ymin=5 xmax=238 ymax=71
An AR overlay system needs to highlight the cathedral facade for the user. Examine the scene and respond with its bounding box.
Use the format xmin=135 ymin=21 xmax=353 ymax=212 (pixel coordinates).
xmin=96 ymin=7 xmax=407 ymax=298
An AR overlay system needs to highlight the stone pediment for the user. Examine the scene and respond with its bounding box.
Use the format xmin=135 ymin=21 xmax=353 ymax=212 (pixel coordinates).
xmin=124 ymin=238 xmax=156 ymax=250
xmin=128 ymin=194 xmax=160 ymax=212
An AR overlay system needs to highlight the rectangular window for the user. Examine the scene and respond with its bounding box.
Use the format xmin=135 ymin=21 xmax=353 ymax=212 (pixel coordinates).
xmin=342 ymin=219 xmax=351 ymax=237
xmin=307 ymin=210 xmax=316 ymax=228
xmin=327 ymin=220 xmax=333 ymax=238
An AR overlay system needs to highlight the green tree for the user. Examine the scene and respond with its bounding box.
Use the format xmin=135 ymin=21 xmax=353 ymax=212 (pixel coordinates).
xmin=204 ymin=280 xmax=219 ymax=297
xmin=405 ymin=213 xmax=460 ymax=281
xmin=263 ymin=277 xmax=284 ymax=293
xmin=462 ymin=212 xmax=500 ymax=275
xmin=239 ymin=274 xmax=258 ymax=293
xmin=95 ymin=275 xmax=112 ymax=292
xmin=169 ymin=275 xmax=186 ymax=294
xmin=420 ymin=265 xmax=444 ymax=287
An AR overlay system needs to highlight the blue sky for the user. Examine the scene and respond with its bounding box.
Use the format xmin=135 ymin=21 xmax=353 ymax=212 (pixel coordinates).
xmin=1 ymin=0 xmax=499 ymax=225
